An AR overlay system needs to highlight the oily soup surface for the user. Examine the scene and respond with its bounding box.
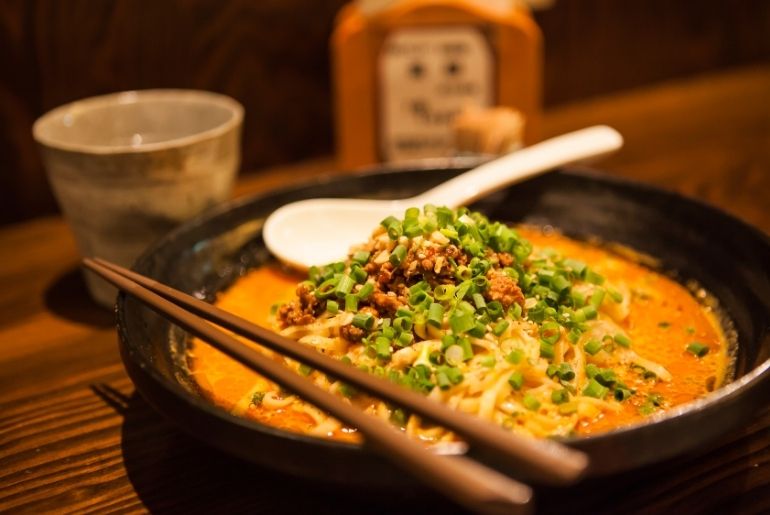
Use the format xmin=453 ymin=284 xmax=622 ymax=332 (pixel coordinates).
xmin=188 ymin=226 xmax=729 ymax=442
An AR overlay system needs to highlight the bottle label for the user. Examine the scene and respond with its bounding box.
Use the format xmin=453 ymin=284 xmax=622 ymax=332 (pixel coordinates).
xmin=378 ymin=26 xmax=494 ymax=162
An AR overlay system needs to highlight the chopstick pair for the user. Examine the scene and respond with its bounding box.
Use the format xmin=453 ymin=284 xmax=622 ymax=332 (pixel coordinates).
xmin=84 ymin=257 xmax=588 ymax=515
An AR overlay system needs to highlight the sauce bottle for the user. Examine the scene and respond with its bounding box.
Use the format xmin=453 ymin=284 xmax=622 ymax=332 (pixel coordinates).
xmin=332 ymin=0 xmax=542 ymax=168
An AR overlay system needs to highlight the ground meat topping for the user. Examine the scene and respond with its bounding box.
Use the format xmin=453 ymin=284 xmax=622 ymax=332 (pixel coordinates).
xmin=340 ymin=324 xmax=365 ymax=342
xmin=485 ymin=270 xmax=525 ymax=309
xmin=277 ymin=283 xmax=322 ymax=327
xmin=372 ymin=291 xmax=403 ymax=317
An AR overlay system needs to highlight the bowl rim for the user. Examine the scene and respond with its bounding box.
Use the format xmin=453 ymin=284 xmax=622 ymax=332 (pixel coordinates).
xmin=117 ymin=164 xmax=770 ymax=463
xmin=32 ymin=89 xmax=244 ymax=155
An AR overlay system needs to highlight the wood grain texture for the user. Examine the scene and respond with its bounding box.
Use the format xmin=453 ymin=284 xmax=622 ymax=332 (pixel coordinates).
xmin=1 ymin=0 xmax=768 ymax=224
xmin=534 ymin=0 xmax=770 ymax=105
xmin=1 ymin=65 xmax=770 ymax=515
xmin=0 ymin=0 xmax=347 ymax=224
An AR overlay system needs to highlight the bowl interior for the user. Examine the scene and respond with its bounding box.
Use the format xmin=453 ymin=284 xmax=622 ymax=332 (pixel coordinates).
xmin=118 ymin=165 xmax=770 ymax=482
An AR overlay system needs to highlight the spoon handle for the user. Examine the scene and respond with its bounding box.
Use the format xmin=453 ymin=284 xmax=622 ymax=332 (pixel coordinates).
xmin=408 ymin=125 xmax=623 ymax=208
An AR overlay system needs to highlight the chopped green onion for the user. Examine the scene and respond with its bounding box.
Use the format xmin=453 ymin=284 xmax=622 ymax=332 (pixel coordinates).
xmin=352 ymin=250 xmax=370 ymax=265
xmin=440 ymin=366 xmax=463 ymax=387
xmin=539 ymin=321 xmax=561 ymax=344
xmin=408 ymin=290 xmax=431 ymax=307
xmin=352 ymin=312 xmax=374 ymax=330
xmin=374 ymin=336 xmax=392 ymax=359
xmin=687 ymin=342 xmax=710 ymax=357
xmin=551 ymin=274 xmax=571 ymax=293
xmin=458 ymin=337 xmax=474 ymax=360
xmin=608 ymin=288 xmax=624 ymax=303
xmin=493 ymin=320 xmax=509 ymax=336
xmin=613 ymin=334 xmax=632 ymax=348
xmin=557 ymin=363 xmax=575 ymax=381
xmin=427 ymin=302 xmax=444 ymax=327
xmin=480 ymin=355 xmax=496 ymax=368
xmin=537 ymin=269 xmax=555 ymax=285
xmin=547 ymin=363 xmax=574 ymax=381
xmin=585 ymin=269 xmax=605 ymax=285
xmin=308 ymin=266 xmax=322 ymax=284
xmin=357 ymin=282 xmax=374 ymax=300
xmin=570 ymin=290 xmax=586 ymax=308
xmin=345 ymin=293 xmax=358 ymax=312
xmin=409 ymin=281 xmax=428 ymax=294
xmin=454 ymin=280 xmax=472 ymax=300
xmin=390 ymin=244 xmax=407 ymax=266
xmin=455 ymin=266 xmax=473 ymax=281
xmin=380 ymin=215 xmax=399 ymax=229
xmin=393 ymin=316 xmax=413 ymax=332
xmin=338 ymin=383 xmax=357 ymax=397
xmin=582 ymin=378 xmax=609 ymax=399
xmin=314 ymin=278 xmax=338 ymax=299
xmin=396 ymin=307 xmax=415 ymax=319
xmin=404 ymin=206 xmax=420 ymax=219
xmin=563 ymin=259 xmax=587 ymax=276
xmin=508 ymin=371 xmax=524 ymax=390
xmin=551 ymin=389 xmax=570 ymax=404
xmin=383 ymin=219 xmax=403 ymax=240
xmin=450 ymin=309 xmax=475 ymax=334
xmin=614 ymin=385 xmax=634 ymax=401
xmin=397 ymin=331 xmax=414 ymax=346
xmin=350 ymin=265 xmax=367 ymax=283
xmin=472 ymin=275 xmax=489 ymax=290
xmin=486 ymin=301 xmax=503 ymax=320
xmin=589 ymin=288 xmax=605 ymax=308
xmin=539 ymin=341 xmax=555 ymax=359
xmin=335 ymin=275 xmax=355 ymax=298
xmin=441 ymin=334 xmax=456 ymax=350
xmin=433 ymin=284 xmax=455 ymax=301
xmin=523 ymin=394 xmax=541 ymax=411
xmin=440 ymin=227 xmax=459 ymax=241
xmin=579 ymin=304 xmax=598 ymax=321
xmin=505 ymin=349 xmax=523 ymax=364
xmin=435 ymin=369 xmax=451 ymax=390
xmin=326 ymin=300 xmax=339 ymax=314
xmin=403 ymin=221 xmax=422 ymax=238
xmin=467 ymin=321 xmax=487 ymax=338
xmin=593 ymin=368 xmax=616 ymax=386
xmin=567 ymin=328 xmax=583 ymax=344
xmin=584 ymin=339 xmax=603 ymax=355
xmin=472 ymin=293 xmax=486 ymax=310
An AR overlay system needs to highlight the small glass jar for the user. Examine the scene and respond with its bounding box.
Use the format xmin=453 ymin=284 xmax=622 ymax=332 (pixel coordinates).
xmin=332 ymin=0 xmax=542 ymax=168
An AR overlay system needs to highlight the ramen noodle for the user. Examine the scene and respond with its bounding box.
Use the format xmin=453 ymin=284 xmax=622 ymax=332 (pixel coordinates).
xmin=188 ymin=206 xmax=730 ymax=443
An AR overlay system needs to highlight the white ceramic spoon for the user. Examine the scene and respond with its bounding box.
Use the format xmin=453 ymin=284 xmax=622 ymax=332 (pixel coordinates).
xmin=263 ymin=125 xmax=623 ymax=270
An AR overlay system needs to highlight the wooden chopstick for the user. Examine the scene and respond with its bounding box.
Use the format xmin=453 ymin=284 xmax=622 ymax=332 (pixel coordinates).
xmin=85 ymin=258 xmax=533 ymax=514
xmin=90 ymin=257 xmax=587 ymax=484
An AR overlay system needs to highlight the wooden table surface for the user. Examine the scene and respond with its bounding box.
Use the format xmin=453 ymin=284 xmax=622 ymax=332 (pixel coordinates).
xmin=1 ymin=65 xmax=769 ymax=514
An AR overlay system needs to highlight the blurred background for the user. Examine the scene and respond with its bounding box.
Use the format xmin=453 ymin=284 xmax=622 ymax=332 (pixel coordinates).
xmin=1 ymin=0 xmax=768 ymax=225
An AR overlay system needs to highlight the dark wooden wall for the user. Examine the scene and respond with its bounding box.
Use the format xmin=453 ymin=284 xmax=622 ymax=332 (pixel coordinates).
xmin=1 ymin=0 xmax=768 ymax=224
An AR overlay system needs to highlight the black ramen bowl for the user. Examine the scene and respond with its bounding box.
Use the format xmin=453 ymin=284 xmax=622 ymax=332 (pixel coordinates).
xmin=116 ymin=164 xmax=770 ymax=486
